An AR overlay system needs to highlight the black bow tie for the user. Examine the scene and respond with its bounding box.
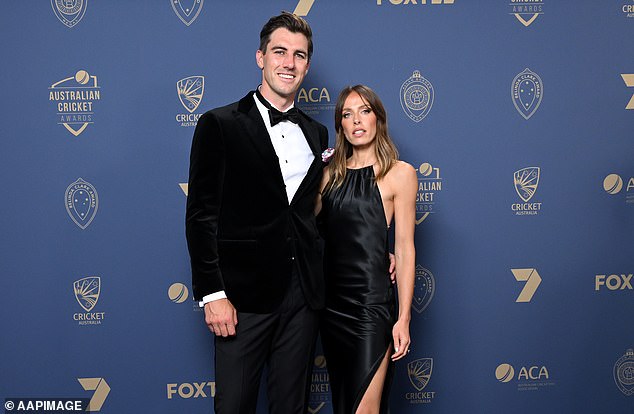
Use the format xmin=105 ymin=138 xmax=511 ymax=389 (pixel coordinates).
xmin=269 ymin=107 xmax=300 ymax=126
xmin=255 ymin=89 xmax=301 ymax=126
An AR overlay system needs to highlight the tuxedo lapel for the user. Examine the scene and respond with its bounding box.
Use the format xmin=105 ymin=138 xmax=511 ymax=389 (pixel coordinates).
xmin=236 ymin=92 xmax=285 ymax=187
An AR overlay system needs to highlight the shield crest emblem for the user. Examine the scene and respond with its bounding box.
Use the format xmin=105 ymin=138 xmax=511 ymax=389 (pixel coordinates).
xmin=65 ymin=178 xmax=99 ymax=229
xmin=514 ymin=167 xmax=540 ymax=202
xmin=74 ymin=276 xmax=100 ymax=312
xmin=51 ymin=0 xmax=88 ymax=28
xmin=408 ymin=358 xmax=433 ymax=391
xmin=511 ymin=68 xmax=543 ymax=120
xmin=400 ymin=71 xmax=434 ymax=122
xmin=412 ymin=266 xmax=435 ymax=314
xmin=177 ymin=76 xmax=205 ymax=113
xmin=171 ymin=0 xmax=204 ymax=26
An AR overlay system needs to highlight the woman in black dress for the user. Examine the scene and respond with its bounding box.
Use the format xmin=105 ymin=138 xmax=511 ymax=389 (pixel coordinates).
xmin=316 ymin=85 xmax=417 ymax=414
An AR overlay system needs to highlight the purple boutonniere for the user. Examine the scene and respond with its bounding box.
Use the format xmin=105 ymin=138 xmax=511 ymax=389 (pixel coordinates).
xmin=321 ymin=148 xmax=334 ymax=163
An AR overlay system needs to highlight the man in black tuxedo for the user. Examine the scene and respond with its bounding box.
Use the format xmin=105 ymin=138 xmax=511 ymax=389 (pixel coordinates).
xmin=186 ymin=12 xmax=328 ymax=414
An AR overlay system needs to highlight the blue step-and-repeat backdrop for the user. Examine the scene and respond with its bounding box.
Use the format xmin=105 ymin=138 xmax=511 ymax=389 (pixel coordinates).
xmin=1 ymin=1 xmax=633 ymax=413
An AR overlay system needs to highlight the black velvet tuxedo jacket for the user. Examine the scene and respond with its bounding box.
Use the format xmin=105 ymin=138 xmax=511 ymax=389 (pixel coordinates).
xmin=186 ymin=91 xmax=328 ymax=313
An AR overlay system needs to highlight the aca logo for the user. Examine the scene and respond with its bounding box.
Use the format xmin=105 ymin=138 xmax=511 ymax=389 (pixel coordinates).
xmin=511 ymin=268 xmax=542 ymax=303
xmin=308 ymin=355 xmax=330 ymax=414
xmin=511 ymin=68 xmax=543 ymax=120
xmin=73 ymin=276 xmax=105 ymax=325
xmin=51 ymin=0 xmax=88 ymax=28
xmin=167 ymin=381 xmax=216 ymax=399
xmin=412 ymin=265 xmax=435 ymax=314
xmin=595 ymin=273 xmax=633 ymax=292
xmin=622 ymin=2 xmax=634 ymax=19
xmin=168 ymin=283 xmax=189 ymax=303
xmin=65 ymin=178 xmax=99 ymax=229
xmin=176 ymin=76 xmax=205 ymax=127
xmin=78 ymin=377 xmax=110 ymax=411
xmin=613 ymin=349 xmax=634 ymax=396
xmin=495 ymin=362 xmax=555 ymax=391
xmin=508 ymin=0 xmax=544 ymax=27
xmin=404 ymin=358 xmax=436 ymax=404
xmin=401 ymin=71 xmax=434 ymax=122
xmin=415 ymin=162 xmax=442 ymax=224
xmin=511 ymin=167 xmax=542 ymax=215
xmin=621 ymin=74 xmax=634 ymax=109
xmin=168 ymin=281 xmax=201 ymax=312
xmin=377 ymin=0 xmax=455 ymax=6
xmin=296 ymin=86 xmax=335 ymax=117
xmin=49 ymin=70 xmax=101 ymax=136
xmin=603 ymin=173 xmax=634 ymax=205
xmin=171 ymin=0 xmax=204 ymax=26
xmin=294 ymin=0 xmax=316 ymax=16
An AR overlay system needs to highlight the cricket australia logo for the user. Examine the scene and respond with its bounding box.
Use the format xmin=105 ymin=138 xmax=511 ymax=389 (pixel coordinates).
xmin=614 ymin=349 xmax=634 ymax=396
xmin=401 ymin=70 xmax=434 ymax=122
xmin=176 ymin=76 xmax=204 ymax=127
xmin=51 ymin=0 xmax=88 ymax=28
xmin=512 ymin=68 xmax=543 ymax=119
xmin=74 ymin=277 xmax=100 ymax=312
xmin=514 ymin=167 xmax=540 ymax=202
xmin=408 ymin=358 xmax=433 ymax=391
xmin=412 ymin=266 xmax=435 ymax=314
xmin=65 ymin=178 xmax=98 ymax=229
xmin=171 ymin=0 xmax=204 ymax=26
xmin=177 ymin=76 xmax=204 ymax=113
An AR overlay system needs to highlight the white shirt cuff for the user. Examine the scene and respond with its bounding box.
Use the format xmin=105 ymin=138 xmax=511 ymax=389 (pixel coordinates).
xmin=199 ymin=291 xmax=227 ymax=307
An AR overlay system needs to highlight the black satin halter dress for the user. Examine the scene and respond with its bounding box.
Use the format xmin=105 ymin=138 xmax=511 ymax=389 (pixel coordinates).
xmin=320 ymin=166 xmax=396 ymax=414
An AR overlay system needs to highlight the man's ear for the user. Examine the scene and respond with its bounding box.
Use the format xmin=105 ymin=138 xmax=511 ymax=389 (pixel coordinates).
xmin=256 ymin=49 xmax=264 ymax=70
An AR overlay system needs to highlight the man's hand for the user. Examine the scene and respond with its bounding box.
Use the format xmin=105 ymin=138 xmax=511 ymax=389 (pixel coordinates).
xmin=389 ymin=253 xmax=396 ymax=284
xmin=204 ymin=298 xmax=238 ymax=337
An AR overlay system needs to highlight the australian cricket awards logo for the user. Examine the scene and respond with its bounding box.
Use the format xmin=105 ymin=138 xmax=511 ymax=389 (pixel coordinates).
xmin=413 ymin=265 xmax=435 ymax=314
xmin=416 ymin=162 xmax=442 ymax=224
xmin=308 ymin=355 xmax=330 ymax=413
xmin=171 ymin=0 xmax=204 ymax=26
xmin=51 ymin=0 xmax=88 ymax=28
xmin=614 ymin=349 xmax=634 ymax=396
xmin=603 ymin=173 xmax=634 ymax=205
xmin=65 ymin=178 xmax=98 ymax=229
xmin=49 ymin=70 xmax=101 ymax=136
xmin=508 ymin=0 xmax=543 ymax=27
xmin=296 ymin=86 xmax=335 ymax=117
xmin=73 ymin=277 xmax=105 ymax=326
xmin=401 ymin=71 xmax=434 ymax=122
xmin=176 ymin=76 xmax=204 ymax=127
xmin=405 ymin=358 xmax=435 ymax=404
xmin=511 ymin=68 xmax=543 ymax=120
xmin=511 ymin=167 xmax=542 ymax=215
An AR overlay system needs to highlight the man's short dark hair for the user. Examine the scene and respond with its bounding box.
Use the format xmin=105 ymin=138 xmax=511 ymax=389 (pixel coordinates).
xmin=259 ymin=11 xmax=313 ymax=61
